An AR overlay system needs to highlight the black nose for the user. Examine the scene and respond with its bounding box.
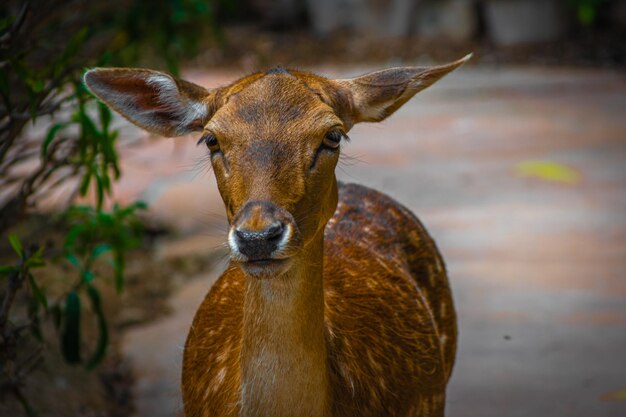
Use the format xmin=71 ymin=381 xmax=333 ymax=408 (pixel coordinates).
xmin=235 ymin=222 xmax=284 ymax=260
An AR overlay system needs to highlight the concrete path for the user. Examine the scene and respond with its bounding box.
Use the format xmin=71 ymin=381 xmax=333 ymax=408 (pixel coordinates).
xmin=121 ymin=65 xmax=626 ymax=417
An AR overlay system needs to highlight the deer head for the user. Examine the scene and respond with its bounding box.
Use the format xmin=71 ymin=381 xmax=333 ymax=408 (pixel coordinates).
xmin=84 ymin=55 xmax=470 ymax=278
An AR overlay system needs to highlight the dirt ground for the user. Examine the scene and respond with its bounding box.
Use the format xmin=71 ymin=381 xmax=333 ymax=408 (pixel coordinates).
xmin=113 ymin=63 xmax=626 ymax=417
xmin=4 ymin=58 xmax=625 ymax=416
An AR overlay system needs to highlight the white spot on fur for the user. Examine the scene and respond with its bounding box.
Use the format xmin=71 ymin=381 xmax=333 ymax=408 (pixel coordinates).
xmin=216 ymin=350 xmax=228 ymax=363
xmin=212 ymin=367 xmax=227 ymax=392
xmin=339 ymin=362 xmax=355 ymax=397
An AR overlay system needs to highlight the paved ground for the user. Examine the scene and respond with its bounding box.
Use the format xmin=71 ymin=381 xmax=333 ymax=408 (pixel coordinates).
xmin=119 ymin=65 xmax=626 ymax=417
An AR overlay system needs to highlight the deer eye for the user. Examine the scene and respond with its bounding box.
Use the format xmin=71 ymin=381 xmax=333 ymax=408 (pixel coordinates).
xmin=322 ymin=129 xmax=344 ymax=150
xmin=198 ymin=132 xmax=220 ymax=152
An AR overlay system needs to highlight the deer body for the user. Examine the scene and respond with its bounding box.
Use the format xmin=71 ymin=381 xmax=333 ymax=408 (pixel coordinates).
xmin=183 ymin=183 xmax=455 ymax=417
xmin=84 ymin=55 xmax=469 ymax=417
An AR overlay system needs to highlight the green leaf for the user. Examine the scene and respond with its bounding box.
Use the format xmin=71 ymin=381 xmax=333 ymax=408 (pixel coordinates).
xmin=9 ymin=234 xmax=24 ymax=257
xmin=114 ymin=253 xmax=124 ymax=293
xmin=81 ymin=270 xmax=95 ymax=283
xmin=100 ymin=171 xmax=111 ymax=194
xmin=80 ymin=111 xmax=102 ymax=140
xmin=86 ymin=285 xmax=108 ymax=370
xmin=117 ymin=201 xmax=147 ymax=217
xmin=65 ymin=253 xmax=81 ymax=269
xmin=95 ymin=174 xmax=104 ymax=210
xmin=79 ymin=169 xmax=92 ymax=196
xmin=33 ymin=245 xmax=45 ymax=259
xmin=28 ymin=273 xmax=48 ymax=309
xmin=29 ymin=79 xmax=45 ymax=93
xmin=25 ymin=257 xmax=45 ymax=268
xmin=61 ymin=291 xmax=82 ymax=364
xmin=0 ymin=265 xmax=17 ymax=275
xmin=98 ymin=102 xmax=112 ymax=133
xmin=92 ymin=244 xmax=111 ymax=259
xmin=64 ymin=231 xmax=79 ymax=253
xmin=578 ymin=4 xmax=596 ymax=26
xmin=42 ymin=123 xmax=68 ymax=156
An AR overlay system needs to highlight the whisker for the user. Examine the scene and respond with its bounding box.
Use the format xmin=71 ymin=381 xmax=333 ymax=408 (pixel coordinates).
xmin=340 ymin=151 xmax=368 ymax=166
xmin=187 ymin=153 xmax=214 ymax=180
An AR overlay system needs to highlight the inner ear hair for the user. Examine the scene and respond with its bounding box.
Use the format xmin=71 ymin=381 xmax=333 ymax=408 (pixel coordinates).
xmin=84 ymin=68 xmax=214 ymax=137
xmin=337 ymin=53 xmax=472 ymax=123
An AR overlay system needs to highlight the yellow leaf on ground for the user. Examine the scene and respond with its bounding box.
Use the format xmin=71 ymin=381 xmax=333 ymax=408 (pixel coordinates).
xmin=514 ymin=160 xmax=581 ymax=184
xmin=601 ymin=388 xmax=626 ymax=401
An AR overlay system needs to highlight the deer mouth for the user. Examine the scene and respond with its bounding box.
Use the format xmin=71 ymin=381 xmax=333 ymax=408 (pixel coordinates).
xmin=239 ymin=258 xmax=290 ymax=277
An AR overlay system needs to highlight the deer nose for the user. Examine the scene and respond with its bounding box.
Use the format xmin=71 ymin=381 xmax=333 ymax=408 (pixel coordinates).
xmin=229 ymin=200 xmax=297 ymax=262
xmin=235 ymin=223 xmax=283 ymax=242
xmin=234 ymin=222 xmax=285 ymax=260
xmin=229 ymin=201 xmax=302 ymax=266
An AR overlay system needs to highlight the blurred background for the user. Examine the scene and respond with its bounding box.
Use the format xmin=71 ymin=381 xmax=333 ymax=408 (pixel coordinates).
xmin=1 ymin=1 xmax=625 ymax=416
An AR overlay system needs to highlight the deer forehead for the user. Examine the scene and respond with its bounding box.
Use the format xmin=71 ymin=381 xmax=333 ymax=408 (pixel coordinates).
xmin=207 ymin=74 xmax=343 ymax=146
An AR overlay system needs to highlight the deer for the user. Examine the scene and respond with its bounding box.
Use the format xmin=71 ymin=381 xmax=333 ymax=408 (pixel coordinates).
xmin=84 ymin=53 xmax=470 ymax=417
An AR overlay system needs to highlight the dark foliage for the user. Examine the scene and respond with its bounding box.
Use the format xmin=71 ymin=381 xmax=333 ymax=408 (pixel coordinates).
xmin=0 ymin=1 xmax=225 ymax=415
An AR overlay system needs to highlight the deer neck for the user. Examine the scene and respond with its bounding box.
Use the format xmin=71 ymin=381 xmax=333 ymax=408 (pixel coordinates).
xmin=240 ymin=233 xmax=328 ymax=417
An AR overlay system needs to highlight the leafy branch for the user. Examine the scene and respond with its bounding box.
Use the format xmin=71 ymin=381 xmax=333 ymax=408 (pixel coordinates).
xmin=0 ymin=200 xmax=145 ymax=415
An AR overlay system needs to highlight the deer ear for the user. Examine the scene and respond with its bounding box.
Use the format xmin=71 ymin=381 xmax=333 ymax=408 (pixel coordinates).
xmin=335 ymin=54 xmax=472 ymax=124
xmin=84 ymin=68 xmax=216 ymax=137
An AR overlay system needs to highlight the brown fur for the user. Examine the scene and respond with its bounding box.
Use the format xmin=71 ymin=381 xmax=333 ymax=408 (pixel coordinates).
xmin=83 ymin=55 xmax=470 ymax=417
xmin=183 ymin=183 xmax=455 ymax=417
